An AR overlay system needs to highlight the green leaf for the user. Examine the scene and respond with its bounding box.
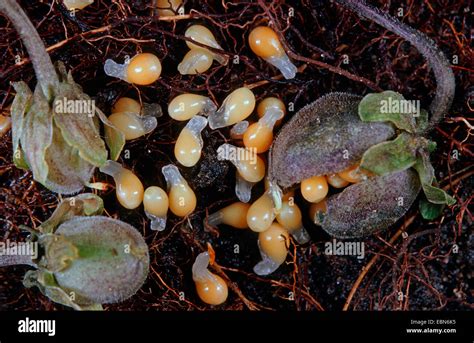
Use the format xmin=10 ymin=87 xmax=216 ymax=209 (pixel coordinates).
xmin=10 ymin=81 xmax=33 ymax=169
xmin=95 ymin=107 xmax=125 ymax=161
xmin=53 ymin=83 xmax=107 ymax=167
xmin=422 ymin=183 xmax=456 ymax=205
xmin=359 ymin=91 xmax=417 ymax=133
xmin=360 ymin=132 xmax=418 ymax=175
xmin=419 ymin=198 xmax=445 ymax=220
xmin=21 ymin=86 xmax=53 ymax=184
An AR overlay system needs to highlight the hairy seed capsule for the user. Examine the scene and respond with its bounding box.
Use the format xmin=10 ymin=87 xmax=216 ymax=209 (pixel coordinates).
xmin=99 ymin=160 xmax=144 ymax=210
xmin=174 ymin=116 xmax=207 ymax=167
xmin=208 ymin=87 xmax=256 ymax=129
xmin=254 ymin=223 xmax=289 ymax=275
xmin=143 ymin=186 xmax=169 ymax=231
xmin=185 ymin=25 xmax=228 ymax=65
xmin=248 ymin=26 xmax=297 ymax=79
xmin=178 ymin=49 xmax=213 ymax=75
xmin=192 ymin=252 xmax=228 ymax=305
xmin=207 ymin=202 xmax=250 ymax=229
xmin=247 ymin=192 xmax=275 ymax=232
xmin=162 ymin=164 xmax=197 ymax=217
xmin=168 ymin=93 xmax=216 ymax=121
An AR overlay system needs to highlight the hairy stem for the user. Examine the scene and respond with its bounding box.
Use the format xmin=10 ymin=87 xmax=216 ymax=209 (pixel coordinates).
xmin=0 ymin=254 xmax=36 ymax=268
xmin=336 ymin=0 xmax=455 ymax=133
xmin=0 ymin=0 xmax=59 ymax=99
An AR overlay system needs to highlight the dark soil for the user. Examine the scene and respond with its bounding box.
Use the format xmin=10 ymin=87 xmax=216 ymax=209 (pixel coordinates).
xmin=0 ymin=0 xmax=472 ymax=311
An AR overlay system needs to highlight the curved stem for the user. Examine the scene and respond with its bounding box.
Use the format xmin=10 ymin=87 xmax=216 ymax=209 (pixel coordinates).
xmin=0 ymin=0 xmax=59 ymax=98
xmin=336 ymin=0 xmax=455 ymax=133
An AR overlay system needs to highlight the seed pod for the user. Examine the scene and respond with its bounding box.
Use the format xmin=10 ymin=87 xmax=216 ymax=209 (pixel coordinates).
xmin=51 ymin=216 xmax=149 ymax=305
xmin=178 ymin=49 xmax=213 ymax=75
xmin=321 ymin=169 xmax=420 ymax=238
xmin=248 ymin=26 xmax=297 ymax=79
xmin=192 ymin=252 xmax=228 ymax=305
xmin=269 ymin=93 xmax=395 ymax=189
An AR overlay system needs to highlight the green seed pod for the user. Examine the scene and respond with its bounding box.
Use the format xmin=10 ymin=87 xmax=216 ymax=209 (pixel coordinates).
xmin=51 ymin=216 xmax=149 ymax=305
xmin=321 ymin=169 xmax=421 ymax=238
xmin=269 ymin=92 xmax=395 ymax=188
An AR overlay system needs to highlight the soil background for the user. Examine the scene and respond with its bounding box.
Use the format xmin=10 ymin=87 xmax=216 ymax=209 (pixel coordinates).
xmin=0 ymin=0 xmax=472 ymax=311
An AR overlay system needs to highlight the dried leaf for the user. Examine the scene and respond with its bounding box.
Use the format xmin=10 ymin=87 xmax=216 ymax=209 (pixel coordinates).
xmin=11 ymin=81 xmax=33 ymax=169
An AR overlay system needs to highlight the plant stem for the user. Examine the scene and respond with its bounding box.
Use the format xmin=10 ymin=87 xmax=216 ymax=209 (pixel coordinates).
xmin=336 ymin=0 xmax=455 ymax=134
xmin=0 ymin=0 xmax=59 ymax=99
xmin=0 ymin=254 xmax=36 ymax=267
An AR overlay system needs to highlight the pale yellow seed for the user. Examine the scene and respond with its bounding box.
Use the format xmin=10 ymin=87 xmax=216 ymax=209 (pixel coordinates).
xmin=195 ymin=274 xmax=228 ymax=305
xmin=108 ymin=112 xmax=146 ymax=140
xmin=169 ymin=183 xmax=197 ymax=217
xmin=112 ymin=97 xmax=141 ymax=114
xmin=301 ymin=175 xmax=328 ymax=203
xmin=174 ymin=128 xmax=202 ymax=167
xmin=126 ymin=53 xmax=162 ymax=85
xmin=0 ymin=115 xmax=12 ymax=137
xmin=63 ymin=0 xmax=93 ymax=10
xmin=243 ymin=122 xmax=273 ymax=153
xmin=326 ymin=173 xmax=349 ymax=188
xmin=276 ymin=200 xmax=303 ymax=232
xmin=143 ymin=186 xmax=169 ymax=217
xmin=248 ymin=26 xmax=284 ymax=58
xmin=257 ymin=97 xmax=286 ymax=127
xmin=236 ymin=154 xmax=265 ymax=183
xmin=219 ymin=202 xmax=250 ymax=229
xmin=185 ymin=25 xmax=219 ymax=51
xmin=178 ymin=49 xmax=213 ymax=75
xmin=338 ymin=164 xmax=372 ymax=183
xmin=259 ymin=223 xmax=289 ymax=265
xmin=168 ymin=94 xmax=209 ymax=121
xmin=115 ymin=168 xmax=144 ymax=210
xmin=156 ymin=0 xmax=182 ymax=16
xmin=247 ymin=193 xmax=275 ymax=232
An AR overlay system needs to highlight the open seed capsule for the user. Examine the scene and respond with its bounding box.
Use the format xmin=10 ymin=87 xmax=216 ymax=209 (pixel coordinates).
xmin=156 ymin=0 xmax=182 ymax=16
xmin=178 ymin=49 xmax=213 ymax=75
xmin=254 ymin=223 xmax=289 ymax=275
xmin=326 ymin=173 xmax=350 ymax=188
xmin=247 ymin=192 xmax=275 ymax=233
xmin=208 ymin=87 xmax=256 ymax=129
xmin=63 ymin=0 xmax=94 ymax=10
xmin=276 ymin=194 xmax=310 ymax=244
xmin=248 ymin=26 xmax=297 ymax=79
xmin=257 ymin=97 xmax=286 ymax=127
xmin=217 ymin=143 xmax=265 ymax=183
xmin=243 ymin=101 xmax=284 ymax=153
xmin=207 ymin=202 xmax=250 ymax=229
xmin=99 ymin=160 xmax=144 ymax=210
xmin=104 ymin=53 xmax=162 ymax=85
xmin=301 ymin=175 xmax=328 ymax=203
xmin=168 ymin=93 xmax=216 ymax=121
xmin=185 ymin=25 xmax=228 ymax=65
xmin=174 ymin=116 xmax=208 ymax=167
xmin=0 ymin=115 xmax=12 ymax=137
xmin=108 ymin=111 xmax=157 ymax=140
xmin=338 ymin=164 xmax=372 ymax=183
xmin=143 ymin=186 xmax=169 ymax=231
xmin=309 ymin=200 xmax=327 ymax=226
xmin=162 ymin=164 xmax=196 ymax=217
xmin=192 ymin=251 xmax=228 ymax=305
